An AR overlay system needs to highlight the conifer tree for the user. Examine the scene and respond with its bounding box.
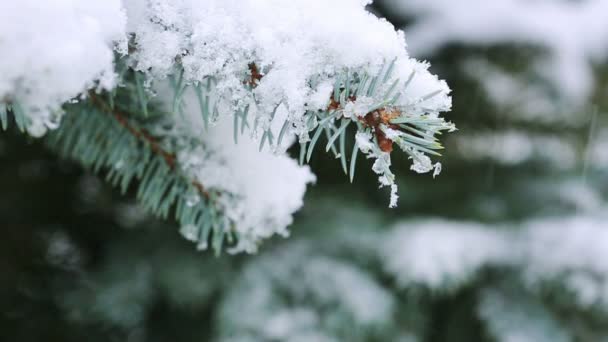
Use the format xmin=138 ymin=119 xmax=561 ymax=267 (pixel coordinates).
xmin=3 ymin=1 xmax=608 ymax=341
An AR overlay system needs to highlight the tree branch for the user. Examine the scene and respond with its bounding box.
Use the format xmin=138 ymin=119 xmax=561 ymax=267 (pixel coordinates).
xmin=88 ymin=91 xmax=213 ymax=200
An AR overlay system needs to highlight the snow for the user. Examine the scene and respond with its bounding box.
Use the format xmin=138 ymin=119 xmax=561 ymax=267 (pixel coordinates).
xmin=588 ymin=129 xmax=608 ymax=169
xmin=172 ymin=91 xmax=316 ymax=253
xmin=460 ymin=58 xmax=585 ymax=125
xmin=60 ymin=236 xmax=229 ymax=329
xmin=218 ymin=243 xmax=394 ymax=340
xmin=126 ymin=0 xmax=411 ymax=108
xmin=63 ymin=261 xmax=154 ymax=328
xmin=0 ymin=0 xmax=126 ymax=136
xmin=382 ymin=219 xmax=510 ymax=290
xmin=2 ymin=0 xmax=454 ymax=211
xmin=125 ymin=0 xmax=453 ymax=205
xmin=207 ymin=209 xmax=608 ymax=337
xmin=478 ymin=288 xmax=572 ymax=342
xmin=384 ymin=0 xmax=608 ymax=107
xmin=522 ymin=215 xmax=608 ymax=309
xmin=454 ymin=130 xmax=578 ymax=168
xmin=382 ymin=214 xmax=608 ymax=310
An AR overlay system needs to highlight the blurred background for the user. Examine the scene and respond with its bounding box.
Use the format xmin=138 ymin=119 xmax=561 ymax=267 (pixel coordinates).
xmin=2 ymin=1 xmax=608 ymax=341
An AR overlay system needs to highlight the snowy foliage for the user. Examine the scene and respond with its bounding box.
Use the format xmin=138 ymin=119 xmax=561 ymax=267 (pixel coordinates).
xmin=53 ymin=201 xmax=608 ymax=340
xmin=384 ymin=0 xmax=608 ymax=106
xmin=522 ymin=215 xmax=608 ymax=310
xmin=215 ymin=213 xmax=608 ymax=340
xmin=376 ymin=0 xmax=608 ymax=179
xmin=0 ymin=0 xmax=455 ymax=251
xmin=478 ymin=287 xmax=572 ymax=342
xmin=60 ymin=231 xmax=231 ymax=329
xmin=459 ymin=58 xmax=586 ymax=125
xmin=5 ymin=2 xmax=608 ymax=341
xmin=454 ymin=130 xmax=578 ymax=168
xmin=124 ymin=0 xmax=454 ymax=206
xmin=382 ymin=216 xmax=608 ymax=298
xmin=124 ymin=0 xmax=451 ymax=120
xmin=382 ymin=220 xmax=510 ymax=290
xmin=0 ymin=0 xmax=126 ymax=136
xmin=172 ymin=95 xmax=316 ymax=253
xmin=217 ymin=243 xmax=395 ymax=341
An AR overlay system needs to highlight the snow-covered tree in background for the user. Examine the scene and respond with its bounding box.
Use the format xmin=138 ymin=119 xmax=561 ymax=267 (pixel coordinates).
xmin=3 ymin=0 xmax=608 ymax=341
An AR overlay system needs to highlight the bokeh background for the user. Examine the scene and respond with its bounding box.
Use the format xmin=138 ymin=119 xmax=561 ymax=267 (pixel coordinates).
xmin=2 ymin=1 xmax=608 ymax=341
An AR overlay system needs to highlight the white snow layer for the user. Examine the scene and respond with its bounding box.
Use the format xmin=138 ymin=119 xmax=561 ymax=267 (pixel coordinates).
xmin=125 ymin=0 xmax=452 ymax=209
xmin=478 ymin=288 xmax=572 ymax=342
xmin=176 ymin=96 xmax=316 ymax=253
xmin=216 ymin=213 xmax=608 ymax=339
xmin=383 ymin=220 xmax=510 ymax=290
xmin=522 ymin=215 xmax=608 ymax=309
xmin=218 ymin=244 xmax=394 ymax=340
xmin=383 ymin=214 xmax=608 ymax=308
xmin=124 ymin=0 xmax=450 ymax=120
xmin=0 ymin=0 xmax=127 ymax=136
xmin=384 ymin=0 xmax=608 ymax=105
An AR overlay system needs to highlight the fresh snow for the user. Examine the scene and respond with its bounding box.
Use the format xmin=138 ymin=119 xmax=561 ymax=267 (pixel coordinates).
xmin=0 ymin=0 xmax=126 ymax=136
xmin=385 ymin=0 xmax=608 ymax=107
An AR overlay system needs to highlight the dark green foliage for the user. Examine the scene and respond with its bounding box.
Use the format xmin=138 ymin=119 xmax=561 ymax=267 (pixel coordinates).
xmin=45 ymin=100 xmax=232 ymax=255
xmin=0 ymin=101 xmax=31 ymax=133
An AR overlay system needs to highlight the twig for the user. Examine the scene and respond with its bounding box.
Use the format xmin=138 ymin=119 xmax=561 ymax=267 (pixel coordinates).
xmin=88 ymin=91 xmax=213 ymax=200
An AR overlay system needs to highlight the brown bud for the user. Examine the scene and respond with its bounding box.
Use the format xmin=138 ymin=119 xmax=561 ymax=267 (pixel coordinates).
xmin=377 ymin=129 xmax=394 ymax=153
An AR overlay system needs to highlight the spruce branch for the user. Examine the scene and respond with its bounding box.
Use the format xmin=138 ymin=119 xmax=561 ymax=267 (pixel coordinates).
xmin=45 ymin=94 xmax=234 ymax=255
xmin=88 ymin=91 xmax=212 ymax=200
xmin=1 ymin=0 xmax=458 ymax=252
xmin=284 ymin=61 xmax=455 ymax=206
xmin=90 ymin=92 xmax=176 ymax=168
xmin=148 ymin=57 xmax=454 ymax=208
